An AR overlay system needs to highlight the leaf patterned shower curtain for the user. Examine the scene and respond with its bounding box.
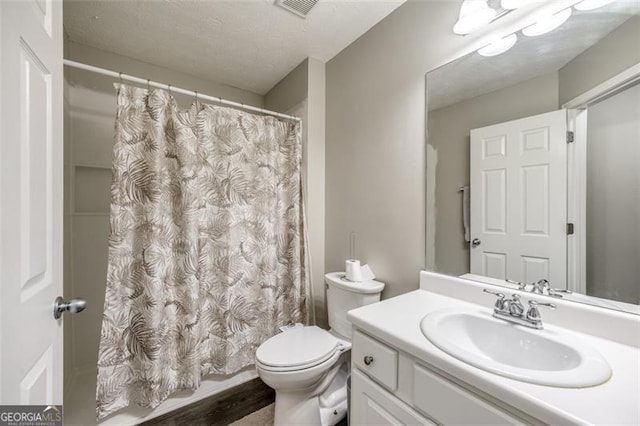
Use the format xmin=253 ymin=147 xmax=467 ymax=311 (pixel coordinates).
xmin=96 ymin=84 xmax=309 ymax=419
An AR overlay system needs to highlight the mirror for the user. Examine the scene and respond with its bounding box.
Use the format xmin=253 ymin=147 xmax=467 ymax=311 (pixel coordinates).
xmin=425 ymin=2 xmax=640 ymax=314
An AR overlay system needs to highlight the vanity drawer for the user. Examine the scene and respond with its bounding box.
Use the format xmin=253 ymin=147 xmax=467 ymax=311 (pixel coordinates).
xmin=352 ymin=330 xmax=398 ymax=390
xmin=413 ymin=364 xmax=523 ymax=425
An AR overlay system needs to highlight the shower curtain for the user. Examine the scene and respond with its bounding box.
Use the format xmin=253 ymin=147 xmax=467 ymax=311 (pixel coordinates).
xmin=96 ymin=84 xmax=309 ymax=419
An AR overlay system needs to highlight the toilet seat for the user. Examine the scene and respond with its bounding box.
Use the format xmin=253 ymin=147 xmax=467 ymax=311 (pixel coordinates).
xmin=256 ymin=326 xmax=344 ymax=372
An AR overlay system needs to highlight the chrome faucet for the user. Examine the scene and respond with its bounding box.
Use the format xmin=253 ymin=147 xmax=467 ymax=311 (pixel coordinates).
xmin=530 ymin=279 xmax=572 ymax=298
xmin=483 ymin=289 xmax=556 ymax=329
xmin=532 ymin=279 xmax=551 ymax=294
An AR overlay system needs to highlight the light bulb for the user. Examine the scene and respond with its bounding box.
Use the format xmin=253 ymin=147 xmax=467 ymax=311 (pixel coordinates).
xmin=500 ymin=0 xmax=535 ymax=10
xmin=574 ymin=0 xmax=614 ymax=10
xmin=478 ymin=33 xmax=518 ymax=56
xmin=522 ymin=8 xmax=572 ymax=37
xmin=453 ymin=0 xmax=497 ymax=35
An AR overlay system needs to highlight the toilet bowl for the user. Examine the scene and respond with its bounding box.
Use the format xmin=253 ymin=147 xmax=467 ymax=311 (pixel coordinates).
xmin=256 ymin=326 xmax=351 ymax=425
xmin=255 ymin=273 xmax=385 ymax=426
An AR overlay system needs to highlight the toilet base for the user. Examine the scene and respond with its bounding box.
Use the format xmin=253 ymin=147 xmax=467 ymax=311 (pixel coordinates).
xmin=273 ymin=361 xmax=350 ymax=426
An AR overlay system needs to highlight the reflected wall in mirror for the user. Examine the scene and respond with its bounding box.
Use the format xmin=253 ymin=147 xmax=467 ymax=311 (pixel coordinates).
xmin=425 ymin=2 xmax=640 ymax=314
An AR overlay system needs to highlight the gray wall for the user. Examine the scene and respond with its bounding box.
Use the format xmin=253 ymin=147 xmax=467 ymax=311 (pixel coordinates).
xmin=427 ymin=72 xmax=560 ymax=276
xmin=559 ymin=16 xmax=640 ymax=105
xmin=265 ymin=59 xmax=308 ymax=112
xmin=66 ymin=41 xmax=263 ymax=108
xmin=265 ymin=58 xmax=327 ymax=327
xmin=326 ymin=1 xmax=472 ymax=299
xmin=586 ymin=83 xmax=640 ymax=304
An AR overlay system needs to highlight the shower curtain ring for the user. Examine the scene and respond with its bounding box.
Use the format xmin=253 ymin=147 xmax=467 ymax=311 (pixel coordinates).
xmin=147 ymin=79 xmax=151 ymax=90
xmin=118 ymin=72 xmax=123 ymax=84
xmin=194 ymin=91 xmax=198 ymax=103
xmin=168 ymin=84 xmax=172 ymax=95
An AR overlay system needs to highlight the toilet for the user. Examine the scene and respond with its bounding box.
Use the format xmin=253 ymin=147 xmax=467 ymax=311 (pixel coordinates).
xmin=255 ymin=272 xmax=385 ymax=426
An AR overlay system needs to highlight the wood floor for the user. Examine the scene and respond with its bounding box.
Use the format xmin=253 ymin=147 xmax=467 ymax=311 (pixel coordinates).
xmin=138 ymin=378 xmax=275 ymax=426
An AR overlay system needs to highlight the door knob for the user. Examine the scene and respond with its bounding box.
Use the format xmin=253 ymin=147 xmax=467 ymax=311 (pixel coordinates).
xmin=471 ymin=238 xmax=481 ymax=247
xmin=53 ymin=296 xmax=86 ymax=319
xmin=363 ymin=355 xmax=374 ymax=366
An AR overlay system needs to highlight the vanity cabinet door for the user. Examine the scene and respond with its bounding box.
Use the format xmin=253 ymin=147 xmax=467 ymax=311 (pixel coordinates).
xmin=413 ymin=364 xmax=524 ymax=425
xmin=351 ymin=369 xmax=434 ymax=426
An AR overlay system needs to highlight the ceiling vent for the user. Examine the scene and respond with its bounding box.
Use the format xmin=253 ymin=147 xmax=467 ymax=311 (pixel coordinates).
xmin=275 ymin=0 xmax=319 ymax=18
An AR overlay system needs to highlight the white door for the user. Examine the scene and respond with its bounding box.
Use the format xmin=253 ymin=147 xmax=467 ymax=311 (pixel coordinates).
xmin=0 ymin=0 xmax=64 ymax=405
xmin=470 ymin=110 xmax=567 ymax=288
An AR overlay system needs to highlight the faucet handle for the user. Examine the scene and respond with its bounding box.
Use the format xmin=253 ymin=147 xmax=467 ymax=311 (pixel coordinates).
xmin=483 ymin=289 xmax=505 ymax=310
xmin=528 ymin=300 xmax=556 ymax=309
xmin=483 ymin=288 xmax=505 ymax=297
xmin=506 ymin=279 xmax=526 ymax=290
xmin=531 ymin=279 xmax=549 ymax=294
xmin=548 ymin=287 xmax=572 ymax=298
xmin=526 ymin=300 xmax=556 ymax=323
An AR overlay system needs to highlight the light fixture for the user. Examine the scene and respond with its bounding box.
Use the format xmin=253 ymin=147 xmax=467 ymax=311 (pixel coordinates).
xmin=477 ymin=33 xmax=518 ymax=56
xmin=522 ymin=7 xmax=572 ymax=37
xmin=453 ymin=0 xmax=497 ymax=35
xmin=574 ymin=0 xmax=614 ymax=10
xmin=500 ymin=0 xmax=535 ymax=10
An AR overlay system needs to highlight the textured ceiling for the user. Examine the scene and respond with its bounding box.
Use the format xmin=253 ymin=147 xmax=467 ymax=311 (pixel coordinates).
xmin=63 ymin=0 xmax=405 ymax=95
xmin=427 ymin=1 xmax=640 ymax=111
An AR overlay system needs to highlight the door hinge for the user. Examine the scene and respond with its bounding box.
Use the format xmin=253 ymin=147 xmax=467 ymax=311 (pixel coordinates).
xmin=566 ymin=131 xmax=575 ymax=143
xmin=567 ymin=223 xmax=574 ymax=235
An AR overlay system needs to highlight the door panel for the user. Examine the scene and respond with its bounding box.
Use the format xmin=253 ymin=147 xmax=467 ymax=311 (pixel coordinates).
xmin=470 ymin=110 xmax=567 ymax=288
xmin=483 ymin=252 xmax=507 ymax=279
xmin=482 ymin=168 xmax=506 ymax=234
xmin=1 ymin=0 xmax=63 ymax=405
xmin=351 ymin=370 xmax=430 ymax=426
xmin=20 ymin=42 xmax=52 ymax=300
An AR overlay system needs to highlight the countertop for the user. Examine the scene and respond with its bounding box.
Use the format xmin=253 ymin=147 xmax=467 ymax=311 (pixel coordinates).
xmin=347 ymin=288 xmax=640 ymax=425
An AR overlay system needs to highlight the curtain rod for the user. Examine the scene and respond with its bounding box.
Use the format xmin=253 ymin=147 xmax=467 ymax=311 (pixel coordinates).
xmin=63 ymin=59 xmax=301 ymax=122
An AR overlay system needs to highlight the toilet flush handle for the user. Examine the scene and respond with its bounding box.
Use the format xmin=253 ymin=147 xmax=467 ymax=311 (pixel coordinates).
xmin=364 ymin=355 xmax=374 ymax=366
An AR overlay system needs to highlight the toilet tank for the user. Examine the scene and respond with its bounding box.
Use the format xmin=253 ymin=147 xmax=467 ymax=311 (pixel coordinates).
xmin=325 ymin=272 xmax=385 ymax=340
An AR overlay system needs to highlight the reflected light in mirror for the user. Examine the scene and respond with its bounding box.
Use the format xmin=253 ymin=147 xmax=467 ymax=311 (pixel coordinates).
xmin=522 ymin=7 xmax=572 ymax=36
xmin=453 ymin=0 xmax=496 ymax=35
xmin=501 ymin=0 xmax=535 ymax=10
xmin=574 ymin=0 xmax=615 ymax=10
xmin=477 ymin=33 xmax=518 ymax=56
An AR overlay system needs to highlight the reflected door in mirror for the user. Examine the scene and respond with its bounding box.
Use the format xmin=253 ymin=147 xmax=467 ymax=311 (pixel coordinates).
xmin=470 ymin=110 xmax=568 ymax=287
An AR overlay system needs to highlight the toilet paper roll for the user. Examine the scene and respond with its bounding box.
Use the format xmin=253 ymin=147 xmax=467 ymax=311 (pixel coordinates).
xmin=345 ymin=259 xmax=363 ymax=282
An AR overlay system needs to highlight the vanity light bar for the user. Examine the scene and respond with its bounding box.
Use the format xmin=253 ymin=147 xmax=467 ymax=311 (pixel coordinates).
xmin=477 ymin=33 xmax=518 ymax=56
xmin=471 ymin=0 xmax=617 ymax=56
xmin=522 ymin=7 xmax=573 ymax=37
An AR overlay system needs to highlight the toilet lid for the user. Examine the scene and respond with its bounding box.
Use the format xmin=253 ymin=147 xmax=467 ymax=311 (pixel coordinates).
xmin=256 ymin=326 xmax=341 ymax=369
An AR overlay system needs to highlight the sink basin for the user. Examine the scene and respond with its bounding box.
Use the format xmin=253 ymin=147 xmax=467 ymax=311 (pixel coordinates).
xmin=420 ymin=309 xmax=611 ymax=387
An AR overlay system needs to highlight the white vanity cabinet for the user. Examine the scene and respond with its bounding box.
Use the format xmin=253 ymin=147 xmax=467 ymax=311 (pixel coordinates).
xmin=351 ymin=369 xmax=431 ymax=425
xmin=350 ymin=329 xmax=529 ymax=425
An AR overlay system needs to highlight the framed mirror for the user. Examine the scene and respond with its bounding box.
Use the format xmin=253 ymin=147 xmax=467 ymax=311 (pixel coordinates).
xmin=425 ymin=1 xmax=639 ymax=314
